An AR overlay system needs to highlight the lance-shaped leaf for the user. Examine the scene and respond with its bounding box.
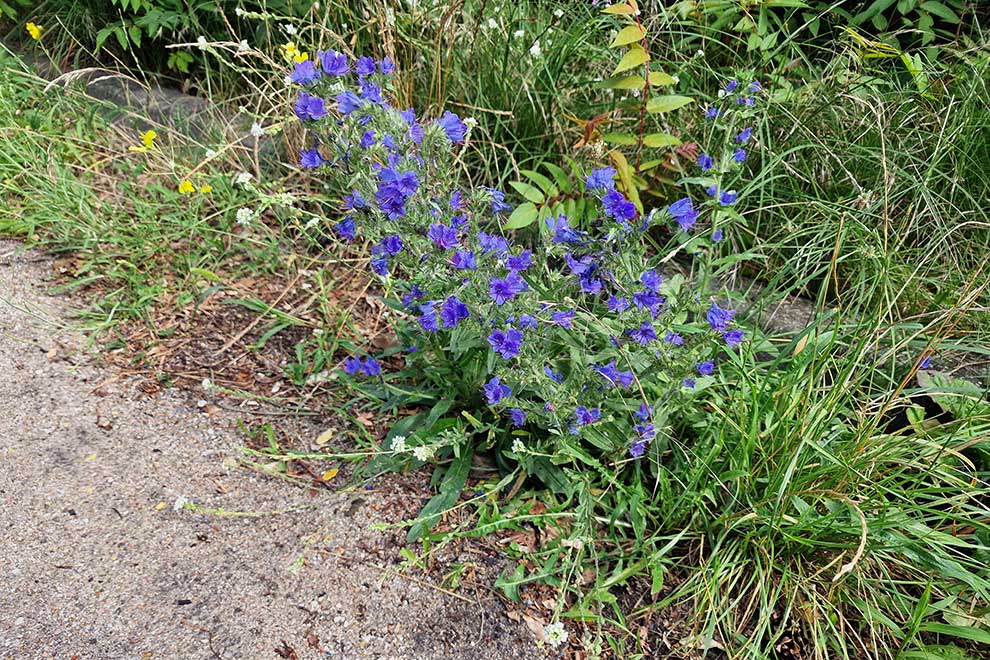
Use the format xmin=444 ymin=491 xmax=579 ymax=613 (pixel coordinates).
xmin=611 ymin=24 xmax=646 ymax=48
xmin=646 ymin=95 xmax=694 ymax=114
xmin=613 ymin=45 xmax=649 ymax=75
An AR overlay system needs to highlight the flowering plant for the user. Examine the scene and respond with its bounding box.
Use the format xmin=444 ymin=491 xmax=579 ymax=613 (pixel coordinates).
xmin=286 ymin=48 xmax=756 ymax=510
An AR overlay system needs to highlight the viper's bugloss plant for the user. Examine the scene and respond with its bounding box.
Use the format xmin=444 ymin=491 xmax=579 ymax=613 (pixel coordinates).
xmin=287 ymin=49 xmax=760 ymax=480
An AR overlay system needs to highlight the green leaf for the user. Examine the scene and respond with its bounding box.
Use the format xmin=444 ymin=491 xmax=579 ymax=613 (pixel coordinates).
xmin=603 ymin=132 xmax=638 ymax=146
xmin=646 ymin=95 xmax=693 ymax=114
xmin=612 ymin=46 xmax=649 ymax=75
xmin=648 ymin=71 xmax=676 ymax=86
xmin=611 ymin=24 xmax=646 ymax=47
xmin=603 ymin=2 xmax=636 ymax=14
xmin=519 ymin=169 xmax=557 ymax=197
xmin=504 ymin=202 xmax=539 ymax=230
xmin=917 ymin=623 xmax=990 ymax=646
xmin=600 ymin=74 xmax=646 ymax=90
xmin=541 ymin=162 xmax=573 ymax=193
xmin=508 ymin=180 xmax=545 ymax=204
xmin=642 ymin=133 xmax=681 ymax=148
xmin=920 ymin=1 xmax=960 ymax=22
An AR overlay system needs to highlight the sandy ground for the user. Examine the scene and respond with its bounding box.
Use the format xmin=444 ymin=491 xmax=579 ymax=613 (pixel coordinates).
xmin=0 ymin=240 xmax=543 ymax=659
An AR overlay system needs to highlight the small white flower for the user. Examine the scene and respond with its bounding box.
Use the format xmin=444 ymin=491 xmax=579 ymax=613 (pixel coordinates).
xmin=412 ymin=445 xmax=434 ymax=461
xmin=277 ymin=192 xmax=295 ymax=206
xmin=553 ymin=8 xmax=563 ymax=17
xmin=202 ymin=378 xmax=213 ymax=390
xmin=282 ymin=23 xmax=297 ymax=36
xmin=234 ymin=172 xmax=253 ymax=186
xmin=172 ymin=496 xmax=190 ymax=512
xmin=196 ymin=36 xmax=208 ymax=50
xmin=391 ymin=436 xmax=408 ymax=452
xmin=529 ymin=40 xmax=542 ymax=57
xmin=236 ymin=208 xmax=254 ymax=226
xmin=283 ymin=74 xmax=293 ymax=87
xmin=250 ymin=122 xmax=265 ymax=138
xmin=671 ymin=74 xmax=680 ymax=84
xmin=238 ymin=39 xmax=250 ymax=53
xmin=511 ymin=439 xmax=526 ymax=454
xmin=696 ymin=49 xmax=705 ymax=57
xmin=312 ymin=328 xmax=324 ymax=336
xmin=384 ymin=7 xmax=396 ymax=25
xmin=513 ymin=29 xmax=525 ymax=39
xmin=235 ymin=7 xmax=244 ymax=16
xmin=304 ymin=216 xmax=320 ymax=229
xmin=544 ymin=622 xmax=568 ymax=648
xmin=463 ymin=117 xmax=478 ymax=129
xmin=204 ymin=148 xmax=217 ymax=158
xmin=486 ymin=18 xmax=497 ymax=30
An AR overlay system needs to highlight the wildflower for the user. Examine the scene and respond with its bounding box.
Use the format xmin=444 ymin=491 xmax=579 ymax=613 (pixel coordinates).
xmin=633 ymin=289 xmax=664 ymax=316
xmin=437 ymin=111 xmax=468 ymax=143
xmin=544 ymin=622 xmax=568 ymax=649
xmin=550 ymin=310 xmax=575 ymax=329
xmin=178 ymin=180 xmax=196 ymax=194
xmin=291 ymin=59 xmax=321 ymax=85
xmin=412 ymin=445 xmax=434 ymax=462
xmin=529 ymin=40 xmax=542 ymax=57
xmin=697 ymin=153 xmax=714 ymax=172
xmin=477 ymin=231 xmax=509 ymax=256
xmin=489 ymin=272 xmax=528 ymax=305
xmin=199 ymin=184 xmax=213 ymax=194
xmin=696 ymin=360 xmax=715 ymax=376
xmin=544 ymin=365 xmax=564 ymax=383
xmin=719 ymin=190 xmax=738 ymax=206
xmin=601 ymin=189 xmax=636 ymax=222
xmin=668 ymin=197 xmax=698 ymax=231
xmin=725 ymin=79 xmax=739 ymax=93
xmin=344 ymin=191 xmax=366 ymax=210
xmin=343 ymin=357 xmax=362 ymax=375
xmin=379 ymin=57 xmax=396 ymax=75
xmin=336 ymin=90 xmax=362 ymax=115
xmin=554 ymin=7 xmax=564 ymax=17
xmin=440 ymin=296 xmax=470 ymax=329
xmin=683 ymin=377 xmax=696 ymax=389
xmin=712 ymin=228 xmax=724 ymax=242
xmin=735 ymin=127 xmax=753 ymax=144
xmin=723 ymin=329 xmax=745 ymax=347
xmin=418 ymin=303 xmax=440 ymax=332
xmin=300 ymin=148 xmax=324 ymax=168
xmin=428 ymin=223 xmax=460 ymax=250
xmin=547 ymin=215 xmax=585 ymax=244
xmin=635 ymin=403 xmax=652 ymax=421
xmin=26 ymin=22 xmax=42 ymax=40
xmin=627 ymin=321 xmax=657 ymax=344
xmin=485 ymin=18 xmax=498 ymax=30
xmin=640 ymin=269 xmax=663 ymax=291
xmin=489 ymin=328 xmax=524 ymax=359
xmin=733 ymin=148 xmax=747 ymax=163
xmin=608 ymin=296 xmax=631 ymax=313
xmin=664 ymin=331 xmax=684 ymax=346
xmin=486 ymin=188 xmax=512 ymax=215
xmin=335 ymin=217 xmax=356 ymax=241
xmin=575 ymin=406 xmax=601 ymax=426
xmin=513 ymin=29 xmax=525 ymax=39
xmin=586 ymin=166 xmax=617 ymax=191
xmin=451 ymin=250 xmax=477 ymax=270
xmin=483 ymin=376 xmax=511 ymax=405
xmin=511 ymin=438 xmax=526 ymax=452
xmin=319 ymin=49 xmax=349 ymax=76
xmin=196 ymin=36 xmax=208 ymax=50
xmin=283 ymin=23 xmax=298 ymax=36
xmin=506 ymin=250 xmax=532 ymax=272
xmin=235 ymin=208 xmax=254 ymax=226
xmin=391 ymin=436 xmax=408 ymax=452
xmin=370 ymin=255 xmax=389 ymax=276
xmin=235 ymin=172 xmax=253 ymax=187
xmin=362 ymin=357 xmax=382 ymax=376
xmin=629 ymin=437 xmax=648 ymax=458
xmin=359 ymin=130 xmax=376 ymax=148
xmin=706 ymin=302 xmax=735 ymax=331
xmin=238 ymin=40 xmax=250 ymax=53
xmin=594 ymin=360 xmax=634 ymax=389
xmin=294 ymin=92 xmax=327 ymax=121
xmin=704 ymin=106 xmax=718 ymax=119
xmin=518 ymin=314 xmax=538 ymax=329
xmin=355 ymin=55 xmax=376 ymax=77
xmin=919 ymin=354 xmax=933 ymax=369
xmin=750 ymin=80 xmax=762 ymax=92
xmin=140 ymin=129 xmax=157 ymax=148
xmin=360 ymin=82 xmax=384 ymax=105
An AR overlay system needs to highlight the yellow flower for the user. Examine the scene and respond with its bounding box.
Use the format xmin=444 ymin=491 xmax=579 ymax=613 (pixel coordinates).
xmin=178 ymin=180 xmax=196 ymax=194
xmin=140 ymin=130 xmax=157 ymax=148
xmin=198 ymin=184 xmax=213 ymax=193
xmin=293 ymin=51 xmax=309 ymax=64
xmin=26 ymin=22 xmax=42 ymax=41
xmin=281 ymin=42 xmax=300 ymax=62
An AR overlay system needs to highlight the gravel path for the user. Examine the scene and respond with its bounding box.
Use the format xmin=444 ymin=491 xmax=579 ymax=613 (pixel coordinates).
xmin=0 ymin=240 xmax=540 ymax=659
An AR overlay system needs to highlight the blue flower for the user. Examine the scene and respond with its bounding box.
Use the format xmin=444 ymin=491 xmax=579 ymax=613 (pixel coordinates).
xmin=291 ymin=59 xmax=321 ymax=85
xmin=706 ymin=302 xmax=735 ymax=331
xmin=485 ymin=188 xmax=512 ymax=215
xmin=608 ymin=296 xmax=631 ymax=313
xmin=294 ymin=92 xmax=327 ymax=121
xmin=418 ymin=303 xmax=440 ymax=332
xmin=451 ymin=250 xmax=477 ymax=270
xmin=336 ymin=90 xmax=362 ymax=115
xmin=335 ymin=217 xmax=356 ymax=241
xmin=379 ymin=57 xmax=396 ymax=75
xmin=602 ymin=189 xmax=637 ymax=222
xmin=300 ymin=148 xmax=324 ymax=168
xmin=360 ymin=82 xmax=384 ymax=105
xmin=509 ymin=408 xmax=526 ymax=427
xmin=712 ymin=228 xmax=724 ymax=242
xmin=664 ymin=331 xmax=684 ymax=346
xmin=668 ymin=197 xmax=698 ymax=231
xmin=586 ymin=166 xmax=617 ymax=191
xmin=359 ymin=130 xmax=376 ymax=148
xmin=733 ymin=148 xmax=746 ymax=163
xmin=697 ymin=153 xmax=714 ymax=172
xmin=593 ymin=360 xmax=634 ymax=389
xmin=362 ymin=357 xmax=382 ymax=376
xmin=380 ymin=234 xmax=404 ymax=256
xmin=920 ymin=354 xmax=934 ymax=369
xmin=344 ymin=191 xmax=366 ymax=210
xmin=355 ymin=55 xmax=376 ymax=77
xmin=343 ymin=356 xmax=362 ymax=375
xmin=506 ymin=250 xmax=532 ymax=272
xmin=634 ymin=403 xmax=652 ymax=421
xmin=633 ymin=289 xmax=664 ymax=316
xmin=449 ymin=190 xmax=463 ymax=209
xmin=723 ymin=329 xmax=745 ymax=347
xmin=575 ymin=406 xmax=601 ymax=426
xmin=318 ymin=49 xmax=349 ymax=76
xmin=437 ymin=110 xmax=468 ymax=143
xmin=518 ymin=314 xmax=537 ymax=329
xmin=440 ymin=296 xmax=470 ymax=329
xmin=735 ymin=127 xmax=753 ymax=144
xmin=402 ymin=285 xmax=425 ymax=307
xmin=477 ymin=231 xmax=509 ymax=256
xmin=725 ymin=79 xmax=739 ymax=93
xmin=626 ymin=321 xmax=657 ymax=344
xmin=719 ymin=190 xmax=738 ymax=206
xmin=550 ymin=310 xmax=575 ymax=329
xmin=629 ymin=437 xmax=648 ymax=458
xmin=370 ymin=255 xmax=389 ymax=276
xmin=640 ymin=269 xmax=663 ymax=291
xmin=428 ymin=223 xmax=460 ymax=250
xmin=697 ymin=360 xmax=715 ymax=376
xmin=544 ymin=365 xmax=564 ymax=383
xmin=704 ymin=106 xmax=719 ymax=119
xmin=683 ymin=377 xmax=696 ymax=389
xmin=749 ymin=80 xmax=762 ymax=92
xmin=489 ymin=272 xmax=528 ymax=305
xmin=547 ymin=215 xmax=585 ymax=244
xmin=483 ymin=376 xmax=511 ymax=405
xmin=488 ymin=328 xmax=524 ymax=359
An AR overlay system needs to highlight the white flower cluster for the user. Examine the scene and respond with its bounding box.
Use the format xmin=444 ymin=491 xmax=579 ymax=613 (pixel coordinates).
xmin=543 ymin=622 xmax=568 ymax=648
